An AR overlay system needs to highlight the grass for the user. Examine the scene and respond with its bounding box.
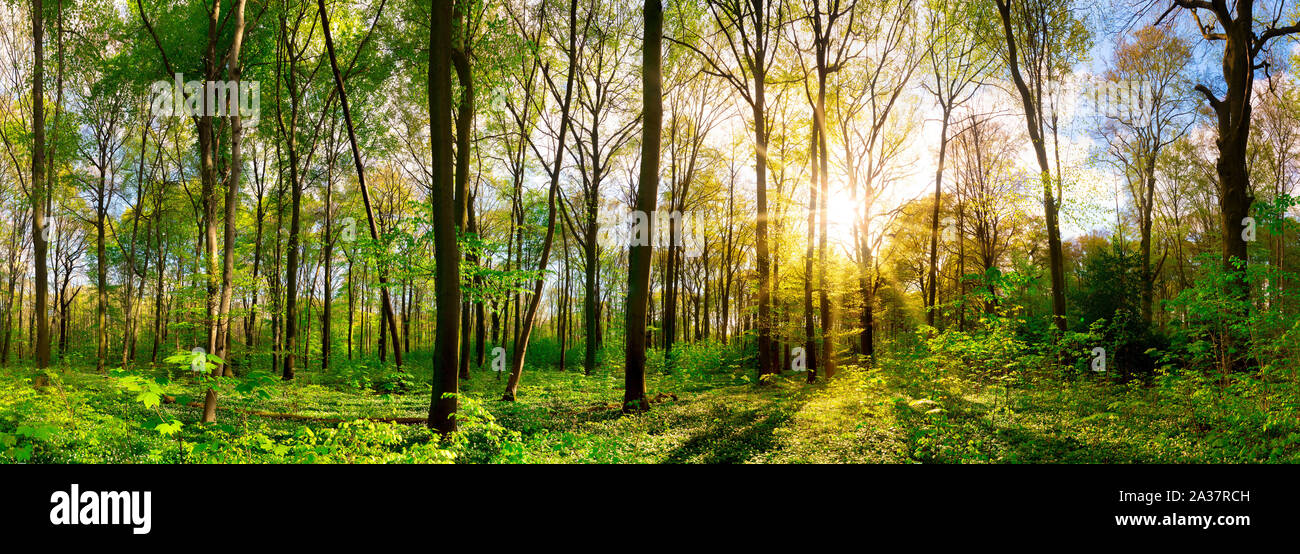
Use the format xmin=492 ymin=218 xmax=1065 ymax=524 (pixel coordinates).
xmin=0 ymin=345 xmax=1295 ymax=463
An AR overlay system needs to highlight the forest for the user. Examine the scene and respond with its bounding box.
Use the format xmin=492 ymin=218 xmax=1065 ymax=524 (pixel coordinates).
xmin=0 ymin=0 xmax=1296 ymax=465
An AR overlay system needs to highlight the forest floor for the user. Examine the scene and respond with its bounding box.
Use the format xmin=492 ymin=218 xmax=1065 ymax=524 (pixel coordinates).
xmin=1 ymin=347 xmax=1257 ymax=463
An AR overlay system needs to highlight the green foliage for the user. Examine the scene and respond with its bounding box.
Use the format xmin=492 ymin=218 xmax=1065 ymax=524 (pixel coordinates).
xmin=1068 ymin=240 xmax=1162 ymax=375
xmin=163 ymin=348 xmax=224 ymax=376
xmin=326 ymin=359 xmax=419 ymax=394
xmin=113 ymin=370 xmax=184 ymax=439
xmin=1255 ymin=193 xmax=1298 ymax=236
xmin=918 ymin=317 xmax=1033 ymax=380
xmin=443 ymin=394 xmax=529 ymax=464
xmin=188 ymin=420 xmax=455 ymax=464
xmin=1165 ymin=252 xmax=1300 ymax=375
xmin=0 ymin=370 xmax=160 ymax=463
xmin=3 ymin=326 xmax=1298 ymax=464
xmin=875 ymin=255 xmax=1300 ymax=463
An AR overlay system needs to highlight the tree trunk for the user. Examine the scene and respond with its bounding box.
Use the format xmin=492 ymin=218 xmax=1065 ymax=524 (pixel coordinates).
xmin=804 ymin=121 xmax=818 ymax=382
xmin=246 ymin=188 xmax=264 ymax=349
xmin=751 ymin=56 xmax=773 ymax=379
xmin=501 ymin=0 xmax=579 ymax=402
xmin=625 ymin=0 xmax=661 ymax=414
xmin=584 ymin=211 xmax=599 ymax=375
xmin=31 ymin=0 xmax=51 ymax=369
xmin=96 ymin=173 xmax=108 ymax=373
xmin=926 ymin=114 xmax=950 ymax=328
xmin=322 ymin=173 xmax=333 ymax=373
xmin=215 ymin=0 xmax=248 ymax=377
xmin=282 ymin=124 xmax=302 ymax=380
xmin=995 ymin=0 xmax=1067 ymax=333
xmin=426 ymin=0 xmax=460 ymax=433
xmin=346 ymin=252 xmax=354 ymax=360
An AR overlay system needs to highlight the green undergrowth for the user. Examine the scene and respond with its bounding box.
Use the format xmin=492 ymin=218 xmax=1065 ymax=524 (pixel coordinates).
xmin=0 ymin=339 xmax=1295 ymax=463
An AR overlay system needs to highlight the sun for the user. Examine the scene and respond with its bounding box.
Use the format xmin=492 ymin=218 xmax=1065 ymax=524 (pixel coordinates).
xmin=821 ymin=182 xmax=860 ymax=249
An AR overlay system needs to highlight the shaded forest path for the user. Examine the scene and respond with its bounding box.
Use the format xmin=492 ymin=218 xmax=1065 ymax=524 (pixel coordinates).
xmin=467 ymin=363 xmax=1217 ymax=463
xmin=468 ymin=367 xmax=916 ymax=463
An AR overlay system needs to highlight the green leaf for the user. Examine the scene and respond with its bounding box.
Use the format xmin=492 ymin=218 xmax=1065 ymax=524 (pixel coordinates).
xmin=154 ymin=420 xmax=183 ymax=437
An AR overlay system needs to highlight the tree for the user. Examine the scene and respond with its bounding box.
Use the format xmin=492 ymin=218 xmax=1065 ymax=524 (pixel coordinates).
xmin=659 ymin=27 xmax=725 ymax=362
xmin=31 ymin=0 xmax=51 ymax=370
xmin=681 ymin=0 xmax=788 ymax=379
xmin=561 ymin=0 xmax=640 ymax=375
xmin=76 ymin=64 xmax=126 ymax=374
xmin=429 ymin=0 xmax=460 ymax=433
xmin=791 ymin=0 xmax=858 ymax=380
xmin=1164 ymin=0 xmax=1299 ymax=296
xmin=500 ymin=0 xmax=580 ymax=402
xmin=214 ymin=0 xmax=249 ymax=376
xmin=1096 ymin=24 xmax=1193 ymax=327
xmin=921 ymin=0 xmax=991 ymax=328
xmin=626 ymin=0 xmax=661 ymax=413
xmin=950 ymin=112 xmax=1029 ymax=309
xmin=993 ymin=0 xmax=1089 ymax=333
xmin=136 ymin=0 xmax=253 ymax=418
xmin=833 ymin=0 xmax=919 ymax=358
xmin=452 ymin=0 xmax=483 ymax=380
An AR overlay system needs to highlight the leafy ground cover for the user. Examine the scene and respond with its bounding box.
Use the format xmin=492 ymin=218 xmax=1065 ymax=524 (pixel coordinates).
xmin=3 ymin=338 xmax=1295 ymax=464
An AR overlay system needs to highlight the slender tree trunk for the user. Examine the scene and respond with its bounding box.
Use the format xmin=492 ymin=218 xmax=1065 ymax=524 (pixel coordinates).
xmin=752 ymin=81 xmax=773 ymax=379
xmin=817 ymin=108 xmax=833 ymax=377
xmin=804 ymin=120 xmax=818 ymax=382
xmin=995 ymin=0 xmax=1066 ymax=333
xmin=215 ymin=0 xmax=248 ymax=377
xmin=558 ymin=227 xmax=571 ymax=372
xmin=270 ymin=172 xmax=284 ymax=376
xmin=584 ymin=209 xmax=599 ymax=375
xmin=926 ymin=114 xmax=950 ymax=327
xmin=472 ymin=206 xmax=486 ymax=367
xmin=282 ymin=128 xmax=302 ymax=380
xmin=199 ymin=3 xmax=221 ymax=375
xmin=625 ymin=0 xmax=661 ymax=414
xmin=95 ymin=172 xmax=108 ymax=373
xmin=322 ymin=174 xmax=333 ymax=373
xmin=31 ymin=0 xmax=51 ymax=369
xmin=346 ymin=252 xmax=354 ymax=360
xmin=0 ymin=219 xmax=21 ymax=365
xmin=1139 ymin=165 xmax=1156 ymax=326
xmin=246 ymin=188 xmax=265 ymax=349
xmin=501 ymin=0 xmax=579 ymax=402
xmin=151 ymin=219 xmax=165 ymax=363
xmin=452 ymin=15 xmax=474 ymax=380
xmin=120 ymin=123 xmax=147 ymax=369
